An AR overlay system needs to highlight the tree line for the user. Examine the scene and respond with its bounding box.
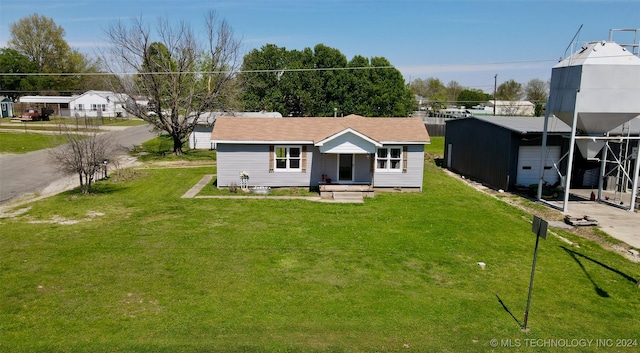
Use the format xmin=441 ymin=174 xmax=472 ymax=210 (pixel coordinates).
xmin=0 ymin=14 xmax=105 ymax=100
xmin=408 ymin=77 xmax=549 ymax=116
xmin=1 ymin=12 xmax=549 ymax=155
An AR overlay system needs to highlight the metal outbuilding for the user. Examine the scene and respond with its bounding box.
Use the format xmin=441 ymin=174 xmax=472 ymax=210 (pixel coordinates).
xmin=444 ymin=116 xmax=571 ymax=191
xmin=0 ymin=96 xmax=13 ymax=118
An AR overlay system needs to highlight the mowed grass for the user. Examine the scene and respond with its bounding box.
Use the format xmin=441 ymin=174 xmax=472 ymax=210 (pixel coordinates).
xmin=0 ymin=131 xmax=72 ymax=154
xmin=0 ymin=118 xmax=145 ymax=154
xmin=1 ymin=160 xmax=639 ymax=352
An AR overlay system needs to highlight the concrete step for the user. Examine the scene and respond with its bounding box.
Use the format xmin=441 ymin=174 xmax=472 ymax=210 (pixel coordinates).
xmin=332 ymin=191 xmax=364 ymax=203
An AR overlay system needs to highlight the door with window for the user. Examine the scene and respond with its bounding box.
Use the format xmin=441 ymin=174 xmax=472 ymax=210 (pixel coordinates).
xmin=338 ymin=154 xmax=353 ymax=182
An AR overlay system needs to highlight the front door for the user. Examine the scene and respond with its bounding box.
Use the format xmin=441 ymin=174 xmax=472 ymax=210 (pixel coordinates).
xmin=338 ymin=154 xmax=353 ymax=182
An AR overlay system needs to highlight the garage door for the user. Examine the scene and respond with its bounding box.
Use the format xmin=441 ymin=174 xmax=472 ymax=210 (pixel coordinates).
xmin=516 ymin=146 xmax=561 ymax=186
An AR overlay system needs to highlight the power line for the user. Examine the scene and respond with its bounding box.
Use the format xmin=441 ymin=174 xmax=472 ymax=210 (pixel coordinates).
xmin=0 ymin=65 xmax=396 ymax=76
xmin=0 ymin=54 xmax=630 ymax=77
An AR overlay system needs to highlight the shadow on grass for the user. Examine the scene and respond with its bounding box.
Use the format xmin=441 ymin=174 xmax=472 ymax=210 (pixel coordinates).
xmin=59 ymin=181 xmax=128 ymax=197
xmin=561 ymin=246 xmax=639 ymax=298
xmin=495 ymin=294 xmax=523 ymax=328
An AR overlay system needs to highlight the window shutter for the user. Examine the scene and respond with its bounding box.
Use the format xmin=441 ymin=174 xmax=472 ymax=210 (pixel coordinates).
xmin=301 ymin=146 xmax=307 ymax=173
xmin=269 ymin=145 xmax=274 ymax=173
xmin=370 ymin=153 xmax=375 ymax=173
xmin=402 ymin=146 xmax=408 ymax=173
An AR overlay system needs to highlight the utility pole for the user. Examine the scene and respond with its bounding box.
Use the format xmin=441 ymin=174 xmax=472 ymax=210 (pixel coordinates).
xmin=493 ymin=74 xmax=498 ymax=116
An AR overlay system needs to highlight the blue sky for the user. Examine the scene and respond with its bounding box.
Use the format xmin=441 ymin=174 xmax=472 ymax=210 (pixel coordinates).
xmin=1 ymin=0 xmax=638 ymax=92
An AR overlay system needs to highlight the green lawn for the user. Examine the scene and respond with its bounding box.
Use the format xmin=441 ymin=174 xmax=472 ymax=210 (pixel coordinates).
xmin=0 ymin=117 xmax=145 ymax=154
xmin=0 ymin=131 xmax=72 ymax=154
xmin=1 ymin=158 xmax=639 ymax=352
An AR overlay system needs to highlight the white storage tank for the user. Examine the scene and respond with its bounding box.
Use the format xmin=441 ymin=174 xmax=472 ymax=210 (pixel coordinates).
xmin=546 ymin=41 xmax=640 ymax=135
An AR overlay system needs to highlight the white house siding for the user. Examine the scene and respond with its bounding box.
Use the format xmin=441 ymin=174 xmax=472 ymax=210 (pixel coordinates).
xmin=353 ymin=154 xmax=372 ymax=183
xmin=216 ymin=144 xmax=316 ymax=188
xmin=189 ymin=125 xmax=215 ymax=149
xmin=373 ymin=145 xmax=425 ymax=190
xmin=216 ymin=143 xmax=424 ymax=189
xmin=319 ymin=133 xmax=376 ymax=154
xmin=69 ymin=92 xmax=128 ymax=118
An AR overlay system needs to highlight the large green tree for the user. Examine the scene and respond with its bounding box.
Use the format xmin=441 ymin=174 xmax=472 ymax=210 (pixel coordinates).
xmin=103 ymin=11 xmax=242 ymax=154
xmin=9 ymin=14 xmax=68 ymax=72
xmin=7 ymin=13 xmax=99 ymax=94
xmin=496 ymin=79 xmax=524 ymax=101
xmin=408 ymin=77 xmax=447 ymax=110
xmin=0 ymin=48 xmax=47 ymax=99
xmin=239 ymin=44 xmax=413 ymax=117
xmin=457 ymin=88 xmax=491 ymax=109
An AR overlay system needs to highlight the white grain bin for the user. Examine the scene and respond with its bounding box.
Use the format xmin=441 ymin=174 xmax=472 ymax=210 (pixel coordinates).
xmin=547 ymin=41 xmax=640 ymax=137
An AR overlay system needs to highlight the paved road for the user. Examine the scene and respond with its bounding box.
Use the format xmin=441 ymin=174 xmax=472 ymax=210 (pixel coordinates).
xmin=0 ymin=124 xmax=157 ymax=204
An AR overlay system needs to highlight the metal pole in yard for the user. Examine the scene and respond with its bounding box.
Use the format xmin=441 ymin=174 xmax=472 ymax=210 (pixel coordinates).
xmin=523 ymin=216 xmax=547 ymax=331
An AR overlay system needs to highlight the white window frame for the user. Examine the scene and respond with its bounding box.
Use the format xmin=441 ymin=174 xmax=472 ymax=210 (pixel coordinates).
xmin=376 ymin=146 xmax=403 ymax=172
xmin=91 ymin=104 xmax=107 ymax=111
xmin=274 ymin=145 xmax=302 ymax=172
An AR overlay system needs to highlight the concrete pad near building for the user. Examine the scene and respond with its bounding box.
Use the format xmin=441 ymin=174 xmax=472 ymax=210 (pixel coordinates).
xmin=545 ymin=190 xmax=640 ymax=249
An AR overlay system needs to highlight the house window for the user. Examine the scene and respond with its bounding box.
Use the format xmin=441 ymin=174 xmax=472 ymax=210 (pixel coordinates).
xmin=91 ymin=104 xmax=106 ymax=111
xmin=376 ymin=147 xmax=402 ymax=171
xmin=76 ymin=104 xmax=84 ymax=111
xmin=275 ymin=146 xmax=301 ymax=171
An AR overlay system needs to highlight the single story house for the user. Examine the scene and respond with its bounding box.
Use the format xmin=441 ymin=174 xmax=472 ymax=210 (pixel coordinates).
xmin=211 ymin=114 xmax=431 ymax=190
xmin=444 ymin=116 xmax=572 ymax=191
xmin=484 ymin=100 xmax=536 ymax=116
xmin=0 ymin=96 xmax=13 ymax=118
xmin=188 ymin=111 xmax=282 ymax=149
xmin=69 ymin=90 xmax=131 ymax=118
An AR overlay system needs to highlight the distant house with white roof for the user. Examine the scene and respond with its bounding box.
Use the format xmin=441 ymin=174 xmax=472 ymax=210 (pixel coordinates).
xmin=69 ymin=90 xmax=132 ymax=118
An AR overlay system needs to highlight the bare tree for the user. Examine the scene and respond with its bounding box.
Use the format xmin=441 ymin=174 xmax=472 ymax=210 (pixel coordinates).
xmin=525 ymin=78 xmax=549 ymax=116
xmin=445 ymin=80 xmax=464 ymax=105
xmin=101 ymin=11 xmax=242 ymax=155
xmin=49 ymin=126 xmax=117 ymax=194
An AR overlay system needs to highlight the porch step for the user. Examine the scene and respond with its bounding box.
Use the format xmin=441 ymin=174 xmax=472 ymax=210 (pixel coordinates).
xmin=331 ymin=191 xmax=364 ymax=203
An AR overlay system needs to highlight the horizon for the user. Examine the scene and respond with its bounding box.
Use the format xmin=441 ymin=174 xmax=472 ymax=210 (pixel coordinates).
xmin=1 ymin=0 xmax=639 ymax=93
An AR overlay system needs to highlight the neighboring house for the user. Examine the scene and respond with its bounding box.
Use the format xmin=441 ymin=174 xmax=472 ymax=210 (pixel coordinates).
xmin=0 ymin=96 xmax=13 ymax=118
xmin=188 ymin=111 xmax=282 ymax=150
xmin=485 ymin=100 xmax=535 ymax=116
xmin=444 ymin=116 xmax=572 ymax=191
xmin=211 ymin=114 xmax=430 ymax=190
xmin=69 ymin=90 xmax=131 ymax=118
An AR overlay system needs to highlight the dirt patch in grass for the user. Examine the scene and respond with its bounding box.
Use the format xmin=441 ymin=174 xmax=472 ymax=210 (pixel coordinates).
xmin=25 ymin=210 xmax=105 ymax=225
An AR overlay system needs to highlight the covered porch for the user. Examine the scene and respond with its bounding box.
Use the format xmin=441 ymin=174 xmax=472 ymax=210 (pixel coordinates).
xmin=314 ymin=128 xmax=379 ymax=198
